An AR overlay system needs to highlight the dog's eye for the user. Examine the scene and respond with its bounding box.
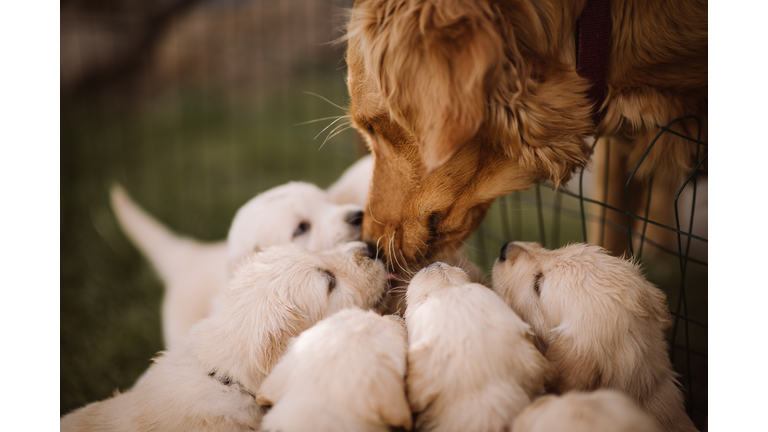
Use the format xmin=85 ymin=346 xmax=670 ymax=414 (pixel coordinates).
xmin=324 ymin=271 xmax=337 ymax=293
xmin=365 ymin=124 xmax=376 ymax=137
xmin=293 ymin=222 xmax=310 ymax=237
xmin=533 ymin=272 xmax=543 ymax=295
xmin=427 ymin=212 xmax=440 ymax=238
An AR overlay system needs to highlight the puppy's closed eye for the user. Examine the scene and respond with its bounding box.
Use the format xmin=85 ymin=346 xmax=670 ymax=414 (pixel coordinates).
xmin=324 ymin=271 xmax=337 ymax=293
xmin=533 ymin=272 xmax=543 ymax=295
xmin=293 ymin=222 xmax=310 ymax=237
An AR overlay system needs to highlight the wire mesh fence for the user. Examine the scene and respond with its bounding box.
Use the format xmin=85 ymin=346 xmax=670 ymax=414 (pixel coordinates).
xmin=465 ymin=117 xmax=708 ymax=428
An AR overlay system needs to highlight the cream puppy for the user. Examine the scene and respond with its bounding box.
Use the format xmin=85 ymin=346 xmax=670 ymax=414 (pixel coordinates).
xmin=513 ymin=390 xmax=661 ymax=432
xmin=404 ymin=262 xmax=555 ymax=432
xmin=257 ymin=309 xmax=411 ymax=432
xmin=61 ymin=242 xmax=388 ymax=432
xmin=327 ymin=154 xmax=373 ymax=208
xmin=111 ymin=181 xmax=364 ymax=347
xmin=492 ymin=242 xmax=697 ymax=432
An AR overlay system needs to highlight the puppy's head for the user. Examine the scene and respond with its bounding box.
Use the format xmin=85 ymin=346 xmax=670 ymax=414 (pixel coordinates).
xmin=512 ymin=391 xmax=661 ymax=432
xmin=405 ymin=261 xmax=470 ymax=307
xmin=202 ymin=242 xmax=387 ymax=384
xmin=227 ymin=182 xmax=364 ymax=274
xmin=404 ymin=263 xmax=556 ymax=430
xmin=346 ymin=0 xmax=593 ymax=268
xmin=492 ymin=242 xmax=673 ymax=394
xmin=257 ymin=309 xmax=412 ymax=431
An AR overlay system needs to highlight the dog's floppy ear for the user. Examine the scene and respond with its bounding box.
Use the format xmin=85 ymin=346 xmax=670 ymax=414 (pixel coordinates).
xmin=544 ymin=326 xmax=605 ymax=393
xmin=349 ymin=0 xmax=504 ymax=173
xmin=255 ymin=303 xmax=313 ymax=377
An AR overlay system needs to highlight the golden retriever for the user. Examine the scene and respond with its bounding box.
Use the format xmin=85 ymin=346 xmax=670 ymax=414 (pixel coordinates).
xmin=60 ymin=242 xmax=388 ymax=431
xmin=492 ymin=241 xmax=697 ymax=432
xmin=257 ymin=309 xmax=411 ymax=432
xmin=404 ymin=262 xmax=555 ymax=432
xmin=345 ymin=0 xmax=707 ymax=266
xmin=110 ymin=181 xmax=365 ymax=347
xmin=513 ymin=390 xmax=661 ymax=432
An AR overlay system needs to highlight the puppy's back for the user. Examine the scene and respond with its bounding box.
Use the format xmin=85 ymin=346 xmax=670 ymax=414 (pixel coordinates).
xmin=513 ymin=391 xmax=661 ymax=432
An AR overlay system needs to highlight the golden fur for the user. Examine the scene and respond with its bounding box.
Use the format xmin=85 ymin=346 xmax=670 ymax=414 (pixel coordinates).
xmin=491 ymin=242 xmax=697 ymax=432
xmin=404 ymin=262 xmax=556 ymax=432
xmin=61 ymin=242 xmax=388 ymax=432
xmin=513 ymin=390 xmax=661 ymax=432
xmin=257 ymin=309 xmax=411 ymax=432
xmin=345 ymin=0 xmax=707 ymax=267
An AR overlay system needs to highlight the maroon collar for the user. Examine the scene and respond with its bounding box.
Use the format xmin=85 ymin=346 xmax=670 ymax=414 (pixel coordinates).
xmin=575 ymin=0 xmax=612 ymax=125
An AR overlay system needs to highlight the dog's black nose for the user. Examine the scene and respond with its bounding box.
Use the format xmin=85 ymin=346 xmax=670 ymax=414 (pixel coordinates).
xmin=365 ymin=242 xmax=379 ymax=260
xmin=499 ymin=242 xmax=525 ymax=263
xmin=345 ymin=210 xmax=364 ymax=226
xmin=499 ymin=242 xmax=512 ymax=261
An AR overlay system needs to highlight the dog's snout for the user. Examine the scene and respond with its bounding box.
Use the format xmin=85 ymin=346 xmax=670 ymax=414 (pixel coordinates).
xmin=365 ymin=242 xmax=379 ymax=260
xmin=345 ymin=210 xmax=364 ymax=226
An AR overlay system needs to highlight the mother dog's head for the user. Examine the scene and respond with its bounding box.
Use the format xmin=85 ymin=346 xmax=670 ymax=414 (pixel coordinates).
xmin=346 ymin=0 xmax=594 ymax=269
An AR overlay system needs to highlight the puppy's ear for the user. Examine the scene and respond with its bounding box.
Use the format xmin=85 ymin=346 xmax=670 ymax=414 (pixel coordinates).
xmin=544 ymin=327 xmax=605 ymax=393
xmin=350 ymin=0 xmax=504 ymax=173
xmin=256 ymin=304 xmax=313 ymax=377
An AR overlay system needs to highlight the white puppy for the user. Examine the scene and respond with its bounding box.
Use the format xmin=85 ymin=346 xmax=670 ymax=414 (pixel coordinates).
xmin=404 ymin=262 xmax=555 ymax=432
xmin=61 ymin=242 xmax=388 ymax=432
xmin=492 ymin=242 xmax=697 ymax=432
xmin=257 ymin=309 xmax=411 ymax=432
xmin=513 ymin=390 xmax=661 ymax=432
xmin=111 ymin=181 xmax=363 ymax=347
xmin=327 ymin=154 xmax=373 ymax=208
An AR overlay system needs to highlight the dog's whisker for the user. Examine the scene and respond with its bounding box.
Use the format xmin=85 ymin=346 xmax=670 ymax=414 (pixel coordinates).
xmin=314 ymin=116 xmax=350 ymax=141
xmin=294 ymin=115 xmax=350 ymax=126
xmin=301 ymin=90 xmax=349 ymax=112
xmin=325 ymin=123 xmax=353 ymax=141
xmin=367 ymin=201 xmax=384 ymax=226
xmin=319 ymin=123 xmax=353 ymax=151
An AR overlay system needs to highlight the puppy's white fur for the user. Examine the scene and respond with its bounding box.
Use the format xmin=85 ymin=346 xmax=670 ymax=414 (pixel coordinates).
xmin=404 ymin=262 xmax=555 ymax=432
xmin=327 ymin=154 xmax=373 ymax=208
xmin=257 ymin=309 xmax=411 ymax=432
xmin=61 ymin=242 xmax=388 ymax=432
xmin=226 ymin=182 xmax=363 ymax=272
xmin=492 ymin=242 xmax=697 ymax=432
xmin=111 ymin=181 xmax=362 ymax=347
xmin=513 ymin=390 xmax=661 ymax=432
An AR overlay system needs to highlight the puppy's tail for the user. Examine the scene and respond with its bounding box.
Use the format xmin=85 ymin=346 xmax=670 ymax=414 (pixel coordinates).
xmin=109 ymin=184 xmax=208 ymax=282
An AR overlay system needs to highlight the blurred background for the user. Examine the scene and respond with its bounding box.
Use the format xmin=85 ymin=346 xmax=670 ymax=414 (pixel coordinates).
xmin=60 ymin=0 xmax=707 ymax=428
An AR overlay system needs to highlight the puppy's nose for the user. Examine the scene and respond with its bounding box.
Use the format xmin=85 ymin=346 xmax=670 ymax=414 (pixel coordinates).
xmin=345 ymin=210 xmax=364 ymax=226
xmin=365 ymin=242 xmax=379 ymax=260
xmin=500 ymin=242 xmax=511 ymax=261
xmin=499 ymin=242 xmax=524 ymax=263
